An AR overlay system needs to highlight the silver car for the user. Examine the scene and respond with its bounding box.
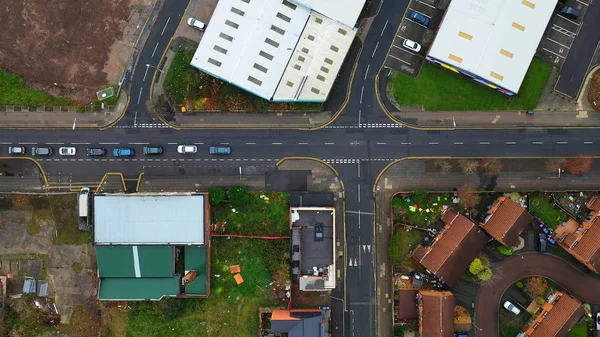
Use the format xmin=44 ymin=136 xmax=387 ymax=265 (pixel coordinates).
xmin=178 ymin=145 xmax=197 ymax=154
xmin=59 ymin=147 xmax=77 ymax=156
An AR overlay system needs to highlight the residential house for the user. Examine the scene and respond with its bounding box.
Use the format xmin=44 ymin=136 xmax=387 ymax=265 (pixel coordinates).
xmin=519 ymin=291 xmax=584 ymax=337
xmin=587 ymin=196 xmax=600 ymax=211
xmin=396 ymin=289 xmax=418 ymax=321
xmin=554 ymin=203 xmax=600 ymax=273
xmin=267 ymin=309 xmax=326 ymax=337
xmin=479 ymin=196 xmax=533 ymax=247
xmin=411 ymin=209 xmax=489 ymax=285
xmin=417 ymin=290 xmax=455 ymax=337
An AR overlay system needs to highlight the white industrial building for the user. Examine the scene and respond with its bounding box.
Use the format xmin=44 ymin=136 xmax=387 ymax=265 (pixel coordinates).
xmin=191 ymin=0 xmax=364 ymax=102
xmin=425 ymin=0 xmax=556 ymax=96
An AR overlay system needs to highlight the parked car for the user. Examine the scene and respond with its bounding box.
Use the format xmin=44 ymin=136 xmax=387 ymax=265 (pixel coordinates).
xmin=178 ymin=145 xmax=197 ymax=154
xmin=596 ymin=312 xmax=600 ymax=330
xmin=8 ymin=146 xmax=26 ymax=155
xmin=112 ymin=148 xmax=135 ymax=157
xmin=408 ymin=11 xmax=430 ymax=26
xmin=209 ymin=146 xmax=231 ymax=155
xmin=86 ymin=148 xmax=106 ymax=156
xmin=187 ymin=17 xmax=206 ymax=31
xmin=402 ymin=39 xmax=421 ymax=52
xmin=538 ymin=233 xmax=547 ymax=252
xmin=503 ymin=301 xmax=521 ymax=315
xmin=560 ymin=5 xmax=581 ymax=18
xmin=143 ymin=146 xmax=163 ymax=155
xmin=31 ymin=147 xmax=53 ymax=156
xmin=59 ymin=147 xmax=76 ymax=156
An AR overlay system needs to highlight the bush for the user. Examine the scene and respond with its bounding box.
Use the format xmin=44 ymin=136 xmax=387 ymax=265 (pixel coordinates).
xmin=515 ymin=281 xmax=524 ymax=289
xmin=228 ymin=185 xmax=249 ymax=207
xmin=208 ymin=187 xmax=226 ymax=206
xmin=536 ymin=296 xmax=545 ymax=305
xmin=498 ymin=246 xmax=515 ymax=256
xmin=469 ymin=258 xmax=484 ymax=275
xmin=477 ymin=268 xmax=493 ymax=281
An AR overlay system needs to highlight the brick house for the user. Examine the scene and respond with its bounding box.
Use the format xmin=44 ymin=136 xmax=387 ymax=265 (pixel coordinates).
xmin=479 ymin=196 xmax=533 ymax=247
xmin=519 ymin=291 xmax=584 ymax=337
xmin=417 ymin=290 xmax=455 ymax=337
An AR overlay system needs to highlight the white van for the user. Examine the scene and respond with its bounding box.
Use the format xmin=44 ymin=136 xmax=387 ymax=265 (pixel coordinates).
xmin=78 ymin=188 xmax=90 ymax=218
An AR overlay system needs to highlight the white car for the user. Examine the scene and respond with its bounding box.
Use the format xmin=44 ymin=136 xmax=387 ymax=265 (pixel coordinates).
xmin=596 ymin=312 xmax=600 ymax=330
xmin=187 ymin=18 xmax=206 ymax=31
xmin=503 ymin=301 xmax=521 ymax=315
xmin=178 ymin=145 xmax=197 ymax=154
xmin=59 ymin=147 xmax=76 ymax=156
xmin=403 ymin=39 xmax=421 ymax=53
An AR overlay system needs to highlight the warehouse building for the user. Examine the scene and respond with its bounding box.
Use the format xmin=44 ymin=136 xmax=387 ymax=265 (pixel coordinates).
xmin=425 ymin=0 xmax=556 ymax=96
xmin=190 ymin=0 xmax=364 ymax=102
xmin=93 ymin=193 xmax=210 ymax=301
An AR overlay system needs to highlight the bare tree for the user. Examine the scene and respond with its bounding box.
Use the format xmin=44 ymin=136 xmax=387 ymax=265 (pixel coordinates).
xmin=433 ymin=160 xmax=452 ymax=175
xmin=458 ymin=159 xmax=479 ymax=175
xmin=481 ymin=158 xmax=504 ymax=176
xmin=457 ymin=184 xmax=480 ymax=209
xmin=545 ymin=158 xmax=566 ymax=173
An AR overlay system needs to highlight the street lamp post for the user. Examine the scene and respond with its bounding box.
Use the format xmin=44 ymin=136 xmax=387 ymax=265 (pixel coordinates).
xmin=146 ymin=64 xmax=164 ymax=73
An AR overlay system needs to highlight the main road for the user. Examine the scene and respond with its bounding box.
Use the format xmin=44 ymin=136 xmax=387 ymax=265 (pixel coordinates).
xmin=2 ymin=1 xmax=599 ymax=337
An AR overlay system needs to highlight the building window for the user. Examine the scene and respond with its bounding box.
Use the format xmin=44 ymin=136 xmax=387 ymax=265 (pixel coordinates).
xmin=320 ymin=66 xmax=329 ymax=73
xmin=219 ymin=33 xmax=234 ymax=42
xmin=338 ymin=28 xmax=347 ymax=35
xmin=317 ymin=74 xmax=326 ymax=82
xmin=213 ymin=45 xmax=228 ymax=55
xmin=282 ymin=0 xmax=297 ymax=10
xmin=311 ymin=87 xmax=320 ymax=94
xmin=330 ymin=45 xmax=339 ymax=52
xmin=315 ymin=17 xmax=323 ymax=24
xmin=207 ymin=58 xmax=222 ymax=67
xmin=286 ymin=81 xmax=294 ymax=87
xmin=301 ymin=47 xmax=309 ymax=54
xmin=276 ymin=12 xmax=291 ymax=23
xmin=225 ymin=20 xmax=239 ymax=29
xmin=293 ymin=64 xmax=301 ymax=71
xmin=271 ymin=25 xmax=285 ymax=35
xmin=247 ymin=76 xmax=262 ymax=86
xmin=253 ymin=63 xmax=268 ymax=73
xmin=241 ymin=0 xmax=250 ymax=3
xmin=298 ymin=56 xmax=305 ymax=62
xmin=265 ymin=38 xmax=279 ymax=48
xmin=231 ymin=7 xmax=245 ymax=16
xmin=324 ymin=58 xmax=333 ymax=65
xmin=307 ymin=35 xmax=315 ymax=41
xmin=259 ymin=50 xmax=274 ymax=61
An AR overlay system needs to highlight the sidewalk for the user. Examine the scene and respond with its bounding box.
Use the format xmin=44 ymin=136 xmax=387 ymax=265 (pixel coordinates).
xmin=0 ymin=92 xmax=128 ymax=129
xmin=151 ymin=39 xmax=336 ymax=129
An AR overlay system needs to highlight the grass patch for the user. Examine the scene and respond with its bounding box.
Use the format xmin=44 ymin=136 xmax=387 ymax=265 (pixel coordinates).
xmin=71 ymin=262 xmax=83 ymax=274
xmin=389 ymin=228 xmax=422 ymax=273
xmin=49 ymin=194 xmax=91 ymax=245
xmin=164 ymin=47 xmax=194 ymax=104
xmin=212 ymin=192 xmax=290 ymax=236
xmin=0 ymin=68 xmax=74 ymax=106
xmin=101 ymin=306 xmax=129 ymax=337
xmin=389 ymin=58 xmax=553 ymax=111
xmin=567 ymin=322 xmax=587 ymax=337
xmin=60 ymin=303 xmax=101 ymax=337
xmin=529 ymin=195 xmax=566 ymax=229
xmin=392 ymin=191 xmax=450 ymax=227
xmin=26 ymin=217 xmax=41 ymax=236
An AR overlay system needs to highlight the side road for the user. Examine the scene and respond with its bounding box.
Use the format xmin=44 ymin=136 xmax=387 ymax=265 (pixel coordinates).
xmin=474 ymin=253 xmax=600 ymax=337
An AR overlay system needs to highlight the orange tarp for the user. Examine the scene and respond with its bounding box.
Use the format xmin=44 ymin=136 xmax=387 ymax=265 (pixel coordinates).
xmin=234 ymin=273 xmax=244 ymax=285
xmin=230 ymin=265 xmax=241 ymax=273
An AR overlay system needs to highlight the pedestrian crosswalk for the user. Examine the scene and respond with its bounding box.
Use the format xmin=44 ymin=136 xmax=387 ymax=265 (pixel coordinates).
xmin=325 ymin=158 xmax=395 ymax=164
xmin=113 ymin=123 xmax=169 ymax=129
xmin=326 ymin=123 xmax=403 ymax=129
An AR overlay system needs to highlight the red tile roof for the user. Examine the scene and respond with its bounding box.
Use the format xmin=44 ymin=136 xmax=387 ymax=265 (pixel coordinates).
xmin=572 ymin=216 xmax=600 ymax=270
xmin=397 ymin=289 xmax=418 ymax=320
xmin=480 ymin=197 xmax=533 ymax=246
xmin=411 ymin=209 xmax=489 ymax=285
xmin=418 ymin=290 xmax=455 ymax=337
xmin=587 ymin=196 xmax=600 ymax=211
xmin=527 ymin=293 xmax=584 ymax=337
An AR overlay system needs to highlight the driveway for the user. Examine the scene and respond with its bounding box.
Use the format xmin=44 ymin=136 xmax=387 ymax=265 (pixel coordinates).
xmin=474 ymin=253 xmax=600 ymax=336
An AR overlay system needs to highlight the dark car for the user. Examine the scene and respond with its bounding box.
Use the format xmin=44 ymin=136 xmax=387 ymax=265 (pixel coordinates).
xmin=560 ymin=5 xmax=581 ymax=18
xmin=409 ymin=11 xmax=431 ymax=26
xmin=86 ymin=148 xmax=106 ymax=156
xmin=31 ymin=147 xmax=53 ymax=156
xmin=8 ymin=146 xmax=26 ymax=155
xmin=538 ymin=233 xmax=547 ymax=252
xmin=112 ymin=148 xmax=135 ymax=157
xmin=209 ymin=146 xmax=231 ymax=155
xmin=143 ymin=146 xmax=163 ymax=155
xmin=314 ymin=223 xmax=324 ymax=241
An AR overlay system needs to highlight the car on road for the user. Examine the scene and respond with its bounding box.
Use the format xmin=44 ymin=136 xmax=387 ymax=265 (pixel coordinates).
xmin=187 ymin=18 xmax=206 ymax=31
xmin=112 ymin=148 xmax=135 ymax=157
xmin=8 ymin=146 xmax=26 ymax=155
xmin=402 ymin=39 xmax=421 ymax=52
xmin=59 ymin=147 xmax=76 ymax=156
xmin=408 ymin=11 xmax=430 ymax=27
xmin=209 ymin=146 xmax=231 ymax=155
xmin=143 ymin=146 xmax=163 ymax=155
xmin=596 ymin=312 xmax=600 ymax=330
xmin=31 ymin=147 xmax=53 ymax=156
xmin=560 ymin=5 xmax=581 ymax=18
xmin=86 ymin=148 xmax=106 ymax=157
xmin=503 ymin=301 xmax=521 ymax=315
xmin=178 ymin=145 xmax=197 ymax=154
xmin=538 ymin=233 xmax=547 ymax=252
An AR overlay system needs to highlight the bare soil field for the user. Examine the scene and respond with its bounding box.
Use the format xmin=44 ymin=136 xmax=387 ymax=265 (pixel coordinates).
xmin=0 ymin=0 xmax=153 ymax=103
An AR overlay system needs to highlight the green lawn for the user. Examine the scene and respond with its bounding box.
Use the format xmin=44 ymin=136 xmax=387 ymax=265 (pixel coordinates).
xmin=0 ymin=68 xmax=74 ymax=106
xmin=389 ymin=58 xmax=553 ymax=111
xmin=529 ymin=195 xmax=566 ymax=229
xmin=392 ymin=191 xmax=451 ymax=227
xmin=567 ymin=322 xmax=587 ymax=337
xmin=164 ymin=47 xmax=195 ymax=104
xmin=389 ymin=228 xmax=422 ymax=273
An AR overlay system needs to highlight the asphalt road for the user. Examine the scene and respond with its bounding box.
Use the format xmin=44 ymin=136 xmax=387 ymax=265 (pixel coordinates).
xmin=3 ymin=0 xmax=600 ymax=337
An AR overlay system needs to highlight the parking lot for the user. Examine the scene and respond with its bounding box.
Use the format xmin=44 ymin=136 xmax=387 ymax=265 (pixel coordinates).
xmin=384 ymin=0 xmax=446 ymax=76
xmin=536 ymin=0 xmax=591 ymax=68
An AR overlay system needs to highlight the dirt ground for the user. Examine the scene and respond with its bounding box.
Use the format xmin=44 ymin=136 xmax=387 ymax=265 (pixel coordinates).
xmin=0 ymin=0 xmax=154 ymax=103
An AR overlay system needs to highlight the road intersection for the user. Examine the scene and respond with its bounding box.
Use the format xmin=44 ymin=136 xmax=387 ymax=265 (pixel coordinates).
xmin=2 ymin=0 xmax=600 ymax=337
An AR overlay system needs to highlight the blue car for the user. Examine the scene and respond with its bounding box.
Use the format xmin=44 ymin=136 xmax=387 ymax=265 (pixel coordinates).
xmin=113 ymin=148 xmax=135 ymax=157
xmin=409 ymin=11 xmax=430 ymax=27
xmin=209 ymin=146 xmax=231 ymax=155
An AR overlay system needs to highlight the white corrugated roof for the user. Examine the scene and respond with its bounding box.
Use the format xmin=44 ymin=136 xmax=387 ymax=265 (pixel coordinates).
xmin=191 ymin=0 xmax=310 ymax=100
xmin=94 ymin=194 xmax=205 ymax=245
xmin=274 ymin=13 xmax=356 ymax=101
xmin=291 ymin=0 xmax=366 ymax=27
xmin=426 ymin=0 xmax=556 ymax=93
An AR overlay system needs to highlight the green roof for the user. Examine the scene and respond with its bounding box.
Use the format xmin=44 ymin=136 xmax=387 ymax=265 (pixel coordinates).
xmin=96 ymin=245 xmax=173 ymax=278
xmin=99 ymin=277 xmax=181 ymax=300
xmin=184 ymin=246 xmax=208 ymax=295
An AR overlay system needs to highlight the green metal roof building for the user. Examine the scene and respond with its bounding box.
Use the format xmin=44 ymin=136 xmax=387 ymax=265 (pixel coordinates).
xmin=94 ymin=193 xmax=211 ymax=301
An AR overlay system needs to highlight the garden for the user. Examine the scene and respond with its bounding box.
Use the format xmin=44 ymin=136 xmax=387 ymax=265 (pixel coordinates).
xmin=388 ymin=58 xmax=552 ymax=111
xmin=163 ymin=45 xmax=322 ymax=112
